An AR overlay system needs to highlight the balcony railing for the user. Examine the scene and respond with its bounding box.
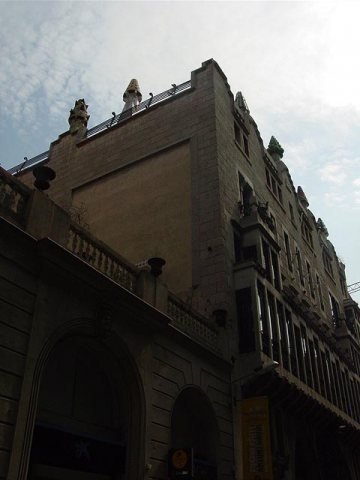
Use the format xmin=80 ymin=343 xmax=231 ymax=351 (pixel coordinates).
xmin=85 ymin=80 xmax=192 ymax=139
xmin=168 ymin=293 xmax=219 ymax=353
xmin=66 ymin=223 xmax=220 ymax=353
xmin=8 ymin=80 xmax=192 ymax=175
xmin=67 ymin=223 xmax=138 ymax=293
xmin=8 ymin=151 xmax=49 ymax=175
xmin=0 ymin=167 xmax=30 ymax=223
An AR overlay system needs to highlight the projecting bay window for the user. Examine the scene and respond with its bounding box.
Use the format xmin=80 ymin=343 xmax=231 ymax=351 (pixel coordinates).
xmin=301 ymin=325 xmax=313 ymax=388
xmin=294 ymin=325 xmax=306 ymax=383
xmin=334 ymin=361 xmax=343 ymax=411
xmin=322 ymin=350 xmax=331 ymax=402
xmin=314 ymin=339 xmax=325 ymax=396
xmin=330 ymin=360 xmax=340 ymax=408
xmin=268 ymin=293 xmax=280 ymax=362
xmin=257 ymin=281 xmax=271 ymax=356
xmin=325 ymin=351 xmax=337 ymax=405
xmin=261 ymin=240 xmax=281 ymax=290
xmin=277 ymin=301 xmax=290 ymax=370
xmin=309 ymin=339 xmax=320 ymax=393
xmin=233 ymin=229 xmax=258 ymax=264
xmin=238 ymin=173 xmax=253 ymax=217
xmin=286 ymin=310 xmax=298 ymax=377
xmin=350 ymin=379 xmax=360 ymax=422
xmin=236 ymin=288 xmax=256 ymax=353
xmin=253 ymin=285 xmax=360 ymax=417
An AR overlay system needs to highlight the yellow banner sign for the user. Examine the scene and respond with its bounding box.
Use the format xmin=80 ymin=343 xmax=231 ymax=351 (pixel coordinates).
xmin=241 ymin=396 xmax=273 ymax=480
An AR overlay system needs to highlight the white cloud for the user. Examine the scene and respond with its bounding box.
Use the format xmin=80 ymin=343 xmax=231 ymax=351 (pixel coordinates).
xmin=319 ymin=164 xmax=347 ymax=185
xmin=323 ymin=192 xmax=347 ymax=207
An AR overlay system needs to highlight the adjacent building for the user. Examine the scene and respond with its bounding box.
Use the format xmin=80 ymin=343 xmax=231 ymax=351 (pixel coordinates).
xmin=2 ymin=59 xmax=360 ymax=480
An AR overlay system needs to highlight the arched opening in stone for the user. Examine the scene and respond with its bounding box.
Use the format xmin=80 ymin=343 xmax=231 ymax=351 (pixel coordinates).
xmin=27 ymin=335 xmax=143 ymax=480
xmin=171 ymin=388 xmax=219 ymax=480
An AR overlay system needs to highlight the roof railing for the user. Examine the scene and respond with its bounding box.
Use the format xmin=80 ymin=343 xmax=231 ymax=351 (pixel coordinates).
xmin=7 ymin=80 xmax=192 ymax=175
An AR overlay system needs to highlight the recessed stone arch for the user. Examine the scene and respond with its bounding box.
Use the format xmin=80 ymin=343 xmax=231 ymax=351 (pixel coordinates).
xmin=170 ymin=386 xmax=219 ymax=480
xmin=16 ymin=318 xmax=145 ymax=480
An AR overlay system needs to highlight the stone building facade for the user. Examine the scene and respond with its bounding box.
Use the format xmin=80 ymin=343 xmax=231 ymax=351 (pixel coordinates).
xmin=2 ymin=59 xmax=360 ymax=480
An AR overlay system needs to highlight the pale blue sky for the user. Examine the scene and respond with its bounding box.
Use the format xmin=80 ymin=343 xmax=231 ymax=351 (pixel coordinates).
xmin=1 ymin=1 xmax=359 ymax=301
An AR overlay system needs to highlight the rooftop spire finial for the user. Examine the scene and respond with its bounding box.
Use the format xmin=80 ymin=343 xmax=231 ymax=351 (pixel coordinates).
xmin=268 ymin=136 xmax=284 ymax=160
xmin=123 ymin=79 xmax=142 ymax=112
xmin=68 ymin=99 xmax=90 ymax=134
xmin=235 ymin=91 xmax=249 ymax=113
xmin=297 ymin=186 xmax=309 ymax=208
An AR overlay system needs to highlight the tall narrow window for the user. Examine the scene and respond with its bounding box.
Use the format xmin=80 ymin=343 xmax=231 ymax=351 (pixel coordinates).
xmin=234 ymin=122 xmax=241 ymax=144
xmin=271 ymin=250 xmax=280 ymax=291
xmin=329 ymin=292 xmax=340 ymax=328
xmin=309 ymin=339 xmax=319 ymax=393
xmin=296 ymin=247 xmax=304 ymax=286
xmin=289 ymin=203 xmax=295 ymax=222
xmin=284 ymin=232 xmax=293 ymax=272
xmin=268 ymin=293 xmax=279 ymax=362
xmin=238 ymin=173 xmax=253 ymax=216
xmin=262 ymin=240 xmax=272 ymax=283
xmin=243 ymin=135 xmax=249 ymax=156
xmin=257 ymin=282 xmax=270 ymax=356
xmin=236 ymin=288 xmax=255 ymax=353
xmin=323 ymin=250 xmax=334 ymax=276
xmin=306 ymin=261 xmax=315 ymax=298
xmin=301 ymin=325 xmax=312 ymax=388
xmin=316 ymin=274 xmax=325 ymax=310
xmin=286 ymin=310 xmax=298 ymax=377
xmin=277 ymin=301 xmax=289 ymax=370
xmin=294 ymin=325 xmax=305 ymax=382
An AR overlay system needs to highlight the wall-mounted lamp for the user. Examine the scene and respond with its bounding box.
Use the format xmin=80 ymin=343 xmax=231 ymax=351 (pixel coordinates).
xmin=148 ymin=257 xmax=166 ymax=277
xmin=33 ymin=165 xmax=56 ymax=191
xmin=213 ymin=309 xmax=227 ymax=328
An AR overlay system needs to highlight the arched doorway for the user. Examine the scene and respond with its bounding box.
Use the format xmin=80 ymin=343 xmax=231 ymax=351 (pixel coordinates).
xmin=27 ymin=334 xmax=143 ymax=480
xmin=171 ymin=388 xmax=219 ymax=480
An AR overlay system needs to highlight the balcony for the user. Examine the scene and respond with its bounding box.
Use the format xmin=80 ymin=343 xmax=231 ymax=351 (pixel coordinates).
xmin=0 ymin=166 xmax=220 ymax=356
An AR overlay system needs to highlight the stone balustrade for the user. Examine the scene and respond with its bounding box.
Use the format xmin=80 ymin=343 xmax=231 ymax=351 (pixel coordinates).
xmin=67 ymin=223 xmax=138 ymax=293
xmin=67 ymin=223 xmax=220 ymax=353
xmin=168 ymin=294 xmax=219 ymax=352
xmin=0 ymin=167 xmax=30 ymax=224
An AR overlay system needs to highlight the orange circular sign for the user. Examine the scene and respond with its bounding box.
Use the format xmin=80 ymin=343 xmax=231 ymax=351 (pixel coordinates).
xmin=172 ymin=449 xmax=188 ymax=469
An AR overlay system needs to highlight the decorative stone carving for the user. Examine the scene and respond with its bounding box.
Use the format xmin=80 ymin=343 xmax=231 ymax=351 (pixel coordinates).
xmin=235 ymin=91 xmax=249 ymax=112
xmin=68 ymin=99 xmax=90 ymax=134
xmin=297 ymin=186 xmax=309 ymax=208
xmin=268 ymin=136 xmax=284 ymax=160
xmin=123 ymin=79 xmax=142 ymax=112
xmin=317 ymin=218 xmax=329 ymax=237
